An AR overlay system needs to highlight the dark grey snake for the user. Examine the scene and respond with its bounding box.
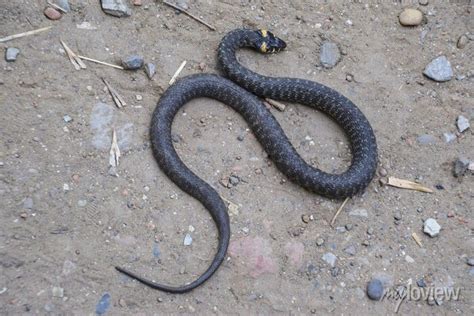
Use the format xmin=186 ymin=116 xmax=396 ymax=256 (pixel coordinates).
xmin=116 ymin=29 xmax=378 ymax=293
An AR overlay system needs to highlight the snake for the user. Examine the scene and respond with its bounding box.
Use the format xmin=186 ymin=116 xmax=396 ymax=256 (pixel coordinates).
xmin=115 ymin=29 xmax=378 ymax=293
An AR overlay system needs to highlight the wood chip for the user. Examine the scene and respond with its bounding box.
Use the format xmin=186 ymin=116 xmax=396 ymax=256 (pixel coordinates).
xmin=411 ymin=232 xmax=423 ymax=247
xmin=387 ymin=177 xmax=433 ymax=193
xmin=169 ymin=60 xmax=187 ymax=85
xmin=330 ymin=197 xmax=350 ymax=227
xmin=0 ymin=26 xmax=52 ymax=43
xmin=60 ymin=40 xmax=87 ymax=70
xmin=265 ymin=98 xmax=286 ymax=111
xmin=163 ymin=0 xmax=216 ymax=31
xmin=102 ymin=78 xmax=126 ymax=108
xmin=109 ymin=129 xmax=121 ymax=167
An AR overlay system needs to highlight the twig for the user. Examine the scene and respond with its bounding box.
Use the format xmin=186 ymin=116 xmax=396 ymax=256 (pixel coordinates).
xmin=411 ymin=232 xmax=423 ymax=247
xmin=0 ymin=26 xmax=52 ymax=43
xmin=162 ymin=0 xmax=216 ymax=31
xmin=109 ymin=128 xmax=121 ymax=167
xmin=60 ymin=40 xmax=87 ymax=70
xmin=387 ymin=177 xmax=433 ymax=193
xmin=265 ymin=98 xmax=286 ymax=111
xmin=78 ymin=55 xmax=124 ymax=70
xmin=169 ymin=60 xmax=187 ymax=85
xmin=102 ymin=78 xmax=126 ymax=108
xmin=47 ymin=1 xmax=67 ymax=13
xmin=330 ymin=197 xmax=349 ymax=227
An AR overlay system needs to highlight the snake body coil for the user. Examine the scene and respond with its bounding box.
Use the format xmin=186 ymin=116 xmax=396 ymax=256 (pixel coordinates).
xmin=116 ymin=29 xmax=378 ymax=293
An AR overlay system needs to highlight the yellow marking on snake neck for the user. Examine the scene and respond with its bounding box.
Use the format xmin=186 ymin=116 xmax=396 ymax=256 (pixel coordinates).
xmin=260 ymin=29 xmax=268 ymax=37
xmin=260 ymin=42 xmax=268 ymax=53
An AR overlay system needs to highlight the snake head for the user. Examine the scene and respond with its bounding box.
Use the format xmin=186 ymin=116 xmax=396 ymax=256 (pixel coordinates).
xmin=254 ymin=29 xmax=287 ymax=54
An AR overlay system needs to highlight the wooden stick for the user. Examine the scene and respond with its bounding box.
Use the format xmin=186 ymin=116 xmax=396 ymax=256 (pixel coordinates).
xmin=0 ymin=26 xmax=52 ymax=43
xmin=102 ymin=78 xmax=126 ymax=108
xmin=78 ymin=55 xmax=124 ymax=70
xmin=169 ymin=60 xmax=187 ymax=85
xmin=330 ymin=197 xmax=349 ymax=227
xmin=60 ymin=40 xmax=82 ymax=70
xmin=411 ymin=232 xmax=423 ymax=247
xmin=47 ymin=1 xmax=68 ymax=13
xmin=162 ymin=0 xmax=216 ymax=31
xmin=265 ymin=98 xmax=286 ymax=111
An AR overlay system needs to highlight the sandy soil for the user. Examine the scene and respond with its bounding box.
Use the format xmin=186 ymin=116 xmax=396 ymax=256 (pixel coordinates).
xmin=1 ymin=0 xmax=473 ymax=314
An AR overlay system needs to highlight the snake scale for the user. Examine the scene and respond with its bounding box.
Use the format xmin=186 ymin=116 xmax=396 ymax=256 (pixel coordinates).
xmin=115 ymin=29 xmax=378 ymax=293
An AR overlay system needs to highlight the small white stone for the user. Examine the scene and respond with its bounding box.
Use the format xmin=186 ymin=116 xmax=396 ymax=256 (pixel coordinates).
xmin=457 ymin=115 xmax=470 ymax=133
xmin=183 ymin=233 xmax=193 ymax=246
xmin=405 ymin=255 xmax=415 ymax=263
xmin=399 ymin=8 xmax=423 ymax=26
xmin=424 ymin=218 xmax=441 ymax=237
xmin=63 ymin=183 xmax=70 ymax=191
xmin=322 ymin=252 xmax=337 ymax=267
xmin=188 ymin=225 xmax=195 ymax=232
xmin=136 ymin=94 xmax=143 ymax=101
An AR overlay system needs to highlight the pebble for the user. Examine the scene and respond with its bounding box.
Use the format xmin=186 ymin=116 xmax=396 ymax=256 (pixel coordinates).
xmin=44 ymin=7 xmax=62 ymax=20
xmin=177 ymin=0 xmax=189 ymax=10
xmin=229 ymin=175 xmax=240 ymax=186
xmin=336 ymin=226 xmax=347 ymax=233
xmin=443 ymin=132 xmax=456 ymax=143
xmin=322 ymin=252 xmax=337 ymax=267
xmin=320 ymin=41 xmax=341 ymax=69
xmin=367 ymin=278 xmax=384 ymax=300
xmin=393 ymin=212 xmax=402 ymax=221
xmin=423 ymin=218 xmax=441 ymax=237
xmin=345 ymin=223 xmax=353 ymax=231
xmin=470 ymin=268 xmax=474 ymax=276
xmin=301 ymin=214 xmax=310 ymax=223
xmin=399 ymin=8 xmax=423 ymax=26
xmin=367 ymin=227 xmax=374 ymax=235
xmin=122 ymin=55 xmax=144 ymax=70
xmin=101 ymin=0 xmax=131 ymax=17
xmin=378 ymin=168 xmax=388 ymax=177
xmin=417 ymin=278 xmax=427 ymax=287
xmin=136 ymin=94 xmax=143 ymax=101
xmin=23 ymin=197 xmax=33 ymax=209
xmin=348 ymin=208 xmax=368 ymax=218
xmin=405 ymin=255 xmax=415 ymax=263
xmin=423 ymin=56 xmax=453 ymax=82
xmin=63 ymin=115 xmax=73 ymax=123
xmin=183 ymin=233 xmax=193 ymax=246
xmin=52 ymin=286 xmax=64 ymax=298
xmin=145 ymin=63 xmax=156 ymax=79
xmin=316 ymin=238 xmax=324 ymax=246
xmin=77 ymin=200 xmax=87 ymax=207
xmin=453 ymin=158 xmax=470 ymax=177
xmin=153 ymin=242 xmax=161 ymax=258
xmin=56 ymin=0 xmax=70 ymax=11
xmin=344 ymin=245 xmax=357 ymax=256
xmin=96 ymin=293 xmax=111 ymax=315
xmin=457 ymin=34 xmax=469 ymax=49
xmin=467 ymin=258 xmax=474 ymax=266
xmin=416 ymin=134 xmax=436 ymax=145
xmin=456 ymin=115 xmax=470 ymax=133
xmin=5 ymin=48 xmax=20 ymax=62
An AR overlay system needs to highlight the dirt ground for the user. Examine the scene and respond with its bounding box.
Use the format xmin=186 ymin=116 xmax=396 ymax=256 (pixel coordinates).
xmin=1 ymin=0 xmax=473 ymax=315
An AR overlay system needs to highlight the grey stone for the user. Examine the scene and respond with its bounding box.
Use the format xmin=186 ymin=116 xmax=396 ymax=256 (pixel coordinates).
xmin=322 ymin=252 xmax=337 ymax=267
xmin=456 ymin=115 xmax=470 ymax=133
xmin=122 ymin=55 xmax=144 ymax=70
xmin=453 ymin=158 xmax=470 ymax=177
xmin=57 ymin=0 xmax=70 ymax=12
xmin=367 ymin=278 xmax=384 ymax=300
xmin=101 ymin=0 xmax=131 ymax=17
xmin=423 ymin=218 xmax=441 ymax=237
xmin=229 ymin=175 xmax=240 ymax=186
xmin=5 ymin=47 xmax=20 ymax=62
xmin=90 ymin=102 xmax=136 ymax=151
xmin=177 ymin=0 xmax=189 ymax=10
xmin=52 ymin=286 xmax=64 ymax=298
xmin=416 ymin=134 xmax=436 ymax=145
xmin=145 ymin=63 xmax=156 ymax=79
xmin=393 ymin=211 xmax=402 ymax=220
xmin=23 ymin=197 xmax=33 ymax=209
xmin=320 ymin=41 xmax=341 ymax=68
xmin=423 ymin=56 xmax=453 ymax=82
xmin=457 ymin=34 xmax=469 ymax=49
xmin=316 ymin=238 xmax=324 ymax=246
xmin=344 ymin=245 xmax=357 ymax=256
xmin=466 ymin=258 xmax=474 ymax=266
xmin=469 ymin=268 xmax=474 ymax=276
xmin=336 ymin=226 xmax=347 ymax=233
xmin=63 ymin=115 xmax=73 ymax=123
xmin=443 ymin=132 xmax=456 ymax=143
xmin=348 ymin=208 xmax=368 ymax=218
xmin=183 ymin=233 xmax=192 ymax=246
xmin=78 ymin=200 xmax=87 ymax=207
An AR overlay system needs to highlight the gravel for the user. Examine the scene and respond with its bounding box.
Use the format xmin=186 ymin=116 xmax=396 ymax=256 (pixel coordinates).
xmin=367 ymin=278 xmax=384 ymax=300
xmin=122 ymin=55 xmax=144 ymax=70
xmin=423 ymin=218 xmax=441 ymax=237
xmin=320 ymin=41 xmax=341 ymax=68
xmin=101 ymin=0 xmax=131 ymax=17
xmin=322 ymin=252 xmax=337 ymax=267
xmin=456 ymin=115 xmax=470 ymax=133
xmin=145 ymin=63 xmax=156 ymax=79
xmin=453 ymin=158 xmax=470 ymax=177
xmin=5 ymin=48 xmax=20 ymax=62
xmin=423 ymin=56 xmax=453 ymax=82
